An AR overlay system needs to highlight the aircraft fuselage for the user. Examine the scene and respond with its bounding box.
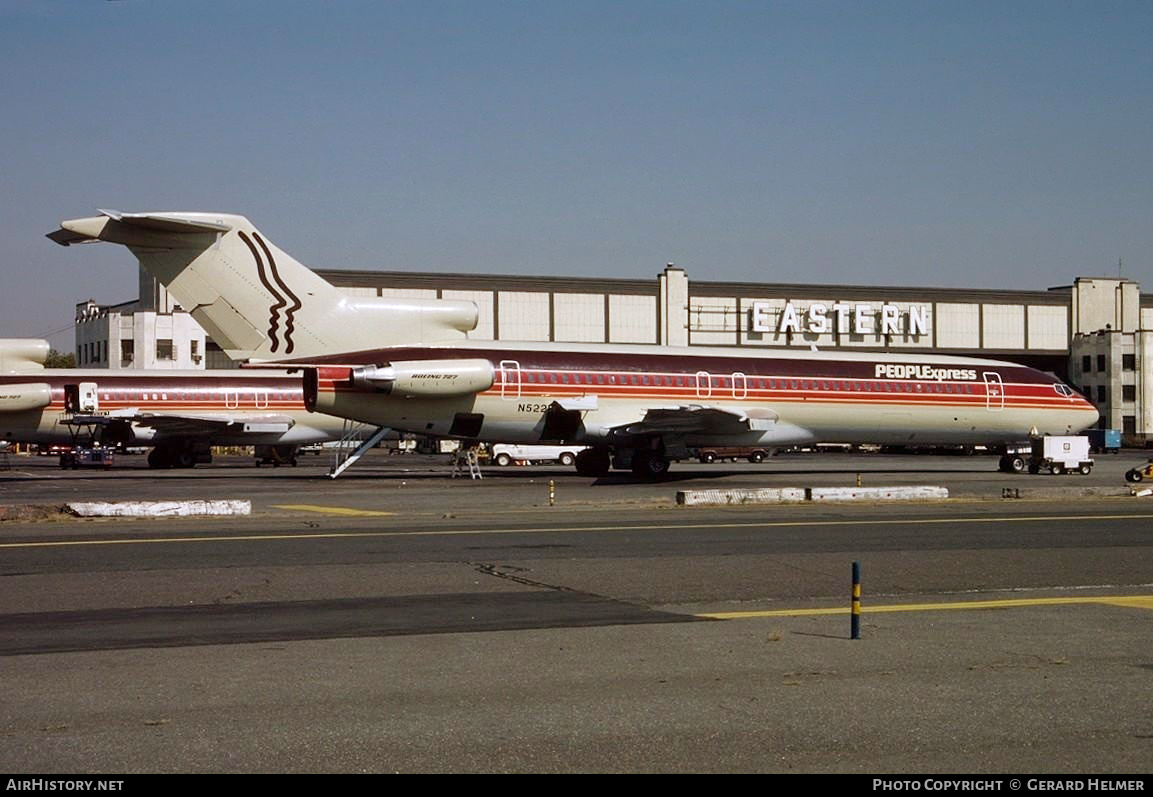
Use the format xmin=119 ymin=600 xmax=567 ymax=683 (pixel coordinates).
xmin=0 ymin=369 xmax=342 ymax=447
xmin=301 ymin=341 xmax=1098 ymax=455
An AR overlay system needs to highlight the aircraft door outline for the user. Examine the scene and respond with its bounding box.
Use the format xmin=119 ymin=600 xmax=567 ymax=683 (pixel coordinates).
xmin=695 ymin=371 xmax=712 ymax=398
xmin=732 ymin=372 xmax=748 ymax=400
xmin=983 ymin=372 xmax=1004 ymax=411
xmin=500 ymin=360 xmax=522 ymax=400
xmin=63 ymin=382 xmax=100 ymax=414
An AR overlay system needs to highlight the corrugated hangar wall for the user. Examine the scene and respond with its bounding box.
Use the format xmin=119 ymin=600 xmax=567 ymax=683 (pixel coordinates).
xmin=317 ymin=265 xmax=1078 ymax=361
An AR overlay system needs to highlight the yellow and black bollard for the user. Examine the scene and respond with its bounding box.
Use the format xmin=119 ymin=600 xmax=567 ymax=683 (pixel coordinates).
xmin=851 ymin=561 xmax=861 ymax=639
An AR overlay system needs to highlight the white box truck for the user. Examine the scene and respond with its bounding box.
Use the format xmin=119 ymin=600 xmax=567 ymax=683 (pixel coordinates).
xmin=1028 ymin=436 xmax=1093 ymax=475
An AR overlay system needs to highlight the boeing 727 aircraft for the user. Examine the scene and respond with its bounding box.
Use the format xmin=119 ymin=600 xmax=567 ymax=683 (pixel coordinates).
xmin=1 ymin=337 xmax=351 ymax=467
xmin=49 ymin=211 xmax=1099 ymax=476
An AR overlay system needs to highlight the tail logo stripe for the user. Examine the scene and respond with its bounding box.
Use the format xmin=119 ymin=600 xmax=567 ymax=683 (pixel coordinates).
xmin=254 ymin=232 xmax=303 ymax=355
xmin=237 ymin=230 xmax=302 ymax=354
xmin=237 ymin=230 xmax=286 ymax=352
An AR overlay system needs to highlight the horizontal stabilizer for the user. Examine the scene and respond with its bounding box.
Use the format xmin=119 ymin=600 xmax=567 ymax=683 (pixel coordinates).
xmin=48 ymin=211 xmax=232 ymax=246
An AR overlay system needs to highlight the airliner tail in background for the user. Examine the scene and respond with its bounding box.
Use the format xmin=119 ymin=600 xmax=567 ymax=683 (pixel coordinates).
xmin=49 ymin=211 xmax=478 ymax=362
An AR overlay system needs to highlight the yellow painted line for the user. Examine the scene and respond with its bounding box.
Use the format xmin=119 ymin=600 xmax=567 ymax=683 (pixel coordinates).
xmin=272 ymin=504 xmax=395 ymax=517
xmin=699 ymin=595 xmax=1153 ymax=619
xmin=2 ymin=511 xmax=1152 ymax=550
xmin=0 ymin=532 xmax=391 ymax=548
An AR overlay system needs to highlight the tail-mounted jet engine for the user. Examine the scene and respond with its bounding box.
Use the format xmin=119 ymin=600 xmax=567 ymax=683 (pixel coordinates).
xmin=305 ymin=359 xmax=494 ymax=410
xmin=0 ymin=383 xmax=52 ymax=413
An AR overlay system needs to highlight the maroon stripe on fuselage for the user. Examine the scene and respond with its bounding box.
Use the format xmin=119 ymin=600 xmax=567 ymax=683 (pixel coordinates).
xmin=0 ymin=373 xmax=307 ymax=410
xmin=293 ymin=345 xmax=1053 ymax=386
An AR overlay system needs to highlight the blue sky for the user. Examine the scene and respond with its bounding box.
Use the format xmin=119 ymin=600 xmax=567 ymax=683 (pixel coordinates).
xmin=1 ymin=0 xmax=1150 ymax=349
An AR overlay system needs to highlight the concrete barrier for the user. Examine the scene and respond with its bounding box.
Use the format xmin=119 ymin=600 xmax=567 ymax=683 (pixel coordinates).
xmin=676 ymin=488 xmax=807 ymax=506
xmin=677 ymin=485 xmax=947 ymax=506
xmin=808 ymin=486 xmax=948 ymax=502
xmin=67 ymin=500 xmax=252 ymax=517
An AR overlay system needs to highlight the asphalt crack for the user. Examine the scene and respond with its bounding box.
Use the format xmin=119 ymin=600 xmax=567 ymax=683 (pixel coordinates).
xmin=471 ymin=562 xmax=584 ymax=593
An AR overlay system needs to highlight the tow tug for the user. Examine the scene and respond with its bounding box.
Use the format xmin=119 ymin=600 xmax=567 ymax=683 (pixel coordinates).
xmin=58 ymin=414 xmax=114 ymax=470
xmin=1125 ymin=459 xmax=1153 ymax=483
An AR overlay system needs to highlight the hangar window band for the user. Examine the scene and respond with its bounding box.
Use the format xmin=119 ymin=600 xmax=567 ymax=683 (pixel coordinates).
xmin=689 ymin=305 xmax=741 ymax=332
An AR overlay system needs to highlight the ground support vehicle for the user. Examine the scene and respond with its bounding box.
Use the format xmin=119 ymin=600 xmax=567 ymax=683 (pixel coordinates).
xmin=997 ymin=443 xmax=1032 ymax=473
xmin=1125 ymin=460 xmax=1153 ymax=482
xmin=998 ymin=437 xmax=1093 ymax=475
xmin=697 ymin=446 xmax=771 ymax=464
xmin=490 ymin=444 xmax=587 ymax=467
xmin=1087 ymin=428 xmax=1121 ymax=454
xmin=1026 ymin=436 xmax=1093 ymax=475
xmin=255 ymin=444 xmax=298 ymax=467
xmin=59 ymin=446 xmax=114 ymax=470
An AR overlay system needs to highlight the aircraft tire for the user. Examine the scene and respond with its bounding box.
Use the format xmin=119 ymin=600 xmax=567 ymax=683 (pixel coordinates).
xmin=574 ymin=448 xmax=610 ymax=476
xmin=631 ymin=451 xmax=670 ymax=478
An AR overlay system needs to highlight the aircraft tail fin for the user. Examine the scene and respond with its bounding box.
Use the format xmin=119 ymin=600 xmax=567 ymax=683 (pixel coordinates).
xmin=49 ymin=211 xmax=478 ymax=362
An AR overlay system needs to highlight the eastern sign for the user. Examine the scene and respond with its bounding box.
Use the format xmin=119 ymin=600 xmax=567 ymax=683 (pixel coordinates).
xmin=750 ymin=301 xmax=930 ymax=336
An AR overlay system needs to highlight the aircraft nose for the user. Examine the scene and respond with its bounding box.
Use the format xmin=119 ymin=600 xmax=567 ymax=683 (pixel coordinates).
xmin=1080 ymin=397 xmax=1101 ymax=429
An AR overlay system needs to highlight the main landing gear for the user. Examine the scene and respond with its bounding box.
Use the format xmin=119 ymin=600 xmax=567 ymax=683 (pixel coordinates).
xmin=573 ymin=446 xmax=672 ymax=479
xmin=574 ymin=448 xmax=611 ymax=476
xmin=147 ymin=441 xmax=210 ymax=469
xmin=630 ymin=450 xmax=670 ymax=478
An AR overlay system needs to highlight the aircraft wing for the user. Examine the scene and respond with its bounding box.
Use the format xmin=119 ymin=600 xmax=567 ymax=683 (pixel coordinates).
xmin=131 ymin=412 xmax=296 ymax=437
xmin=612 ymin=404 xmax=779 ymax=436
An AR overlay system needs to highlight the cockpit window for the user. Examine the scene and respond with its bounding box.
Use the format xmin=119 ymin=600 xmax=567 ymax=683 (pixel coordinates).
xmin=1053 ymin=384 xmax=1075 ymax=398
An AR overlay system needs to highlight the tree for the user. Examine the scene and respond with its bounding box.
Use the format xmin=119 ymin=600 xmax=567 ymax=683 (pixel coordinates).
xmin=44 ymin=349 xmax=76 ymax=368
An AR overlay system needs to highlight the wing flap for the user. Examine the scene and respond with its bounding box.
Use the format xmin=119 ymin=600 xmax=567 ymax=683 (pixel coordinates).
xmin=133 ymin=413 xmax=295 ymax=437
xmin=617 ymin=404 xmax=779 ymax=436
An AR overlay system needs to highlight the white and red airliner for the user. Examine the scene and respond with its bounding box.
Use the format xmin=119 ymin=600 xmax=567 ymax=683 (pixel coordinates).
xmin=1 ymin=338 xmax=350 ymax=467
xmin=49 ymin=211 xmax=1099 ymax=476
